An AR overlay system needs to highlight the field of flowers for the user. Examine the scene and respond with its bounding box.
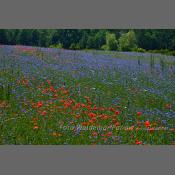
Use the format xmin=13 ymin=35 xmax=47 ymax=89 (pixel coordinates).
xmin=0 ymin=45 xmax=175 ymax=145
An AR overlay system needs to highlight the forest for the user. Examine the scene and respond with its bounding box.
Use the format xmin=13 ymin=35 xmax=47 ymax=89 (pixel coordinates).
xmin=0 ymin=29 xmax=175 ymax=55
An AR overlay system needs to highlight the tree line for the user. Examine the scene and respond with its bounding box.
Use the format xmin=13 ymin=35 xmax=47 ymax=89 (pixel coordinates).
xmin=0 ymin=29 xmax=175 ymax=53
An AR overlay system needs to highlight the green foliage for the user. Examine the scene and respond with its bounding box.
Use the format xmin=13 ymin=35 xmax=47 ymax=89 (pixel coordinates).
xmin=0 ymin=85 xmax=12 ymax=101
xmin=105 ymin=32 xmax=118 ymax=51
xmin=135 ymin=29 xmax=175 ymax=50
xmin=19 ymin=29 xmax=33 ymax=46
xmin=1 ymin=29 xmax=175 ymax=53
xmin=118 ymin=30 xmax=137 ymax=51
xmin=31 ymin=30 xmax=40 ymax=46
xmin=148 ymin=49 xmax=175 ymax=56
xmin=49 ymin=43 xmax=63 ymax=49
xmin=101 ymin=44 xmax=109 ymax=50
xmin=134 ymin=47 xmax=146 ymax=53
xmin=0 ymin=29 xmax=8 ymax=44
xmin=69 ymin=43 xmax=81 ymax=50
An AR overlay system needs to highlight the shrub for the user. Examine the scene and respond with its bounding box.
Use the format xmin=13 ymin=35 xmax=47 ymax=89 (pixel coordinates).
xmin=49 ymin=43 xmax=63 ymax=49
xmin=69 ymin=43 xmax=81 ymax=50
xmin=118 ymin=30 xmax=137 ymax=51
xmin=135 ymin=47 xmax=146 ymax=53
xmin=105 ymin=32 xmax=118 ymax=51
xmin=101 ymin=44 xmax=109 ymax=50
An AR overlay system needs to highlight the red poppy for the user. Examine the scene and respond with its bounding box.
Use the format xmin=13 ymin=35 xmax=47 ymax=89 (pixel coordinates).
xmin=103 ymin=138 xmax=108 ymax=142
xmin=88 ymin=101 xmax=92 ymax=105
xmin=50 ymin=85 xmax=54 ymax=90
xmin=115 ymin=110 xmax=120 ymax=115
xmin=89 ymin=119 xmax=95 ymax=124
xmin=135 ymin=139 xmax=142 ymax=145
xmin=112 ymin=118 xmax=117 ymax=123
xmin=32 ymin=117 xmax=38 ymax=121
xmin=42 ymin=88 xmax=48 ymax=94
xmin=36 ymin=101 xmax=43 ymax=108
xmin=47 ymin=80 xmax=51 ymax=85
xmin=81 ymin=103 xmax=86 ymax=108
xmin=33 ymin=122 xmax=38 ymax=126
xmin=41 ymin=111 xmax=47 ymax=116
xmin=101 ymin=115 xmax=109 ymax=120
xmin=73 ymin=103 xmax=81 ymax=110
xmin=92 ymin=132 xmax=98 ymax=137
xmin=74 ymin=115 xmax=81 ymax=119
xmin=145 ymin=120 xmax=151 ymax=128
xmin=70 ymin=121 xmax=74 ymax=125
xmin=91 ymin=117 xmax=97 ymax=122
xmin=63 ymin=90 xmax=69 ymax=95
xmin=137 ymin=121 xmax=141 ymax=126
xmin=22 ymin=79 xmax=29 ymax=86
xmin=148 ymin=127 xmax=154 ymax=133
xmin=53 ymin=94 xmax=58 ymax=99
xmin=88 ymin=112 xmax=96 ymax=118
xmin=99 ymin=107 xmax=105 ymax=111
xmin=93 ymin=105 xmax=97 ymax=110
xmin=165 ymin=104 xmax=172 ymax=109
xmin=137 ymin=111 xmax=142 ymax=116
xmin=106 ymin=132 xmax=112 ymax=137
xmin=115 ymin=122 xmax=120 ymax=127
xmin=81 ymin=122 xmax=88 ymax=126
xmin=64 ymin=101 xmax=71 ymax=108
xmin=87 ymin=105 xmax=92 ymax=110
xmin=33 ymin=125 xmax=39 ymax=130
xmin=85 ymin=96 xmax=90 ymax=101
xmin=109 ymin=107 xmax=115 ymax=112
xmin=76 ymin=103 xmax=81 ymax=107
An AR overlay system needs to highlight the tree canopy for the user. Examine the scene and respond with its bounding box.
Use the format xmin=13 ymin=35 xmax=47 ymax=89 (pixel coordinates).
xmin=0 ymin=29 xmax=175 ymax=52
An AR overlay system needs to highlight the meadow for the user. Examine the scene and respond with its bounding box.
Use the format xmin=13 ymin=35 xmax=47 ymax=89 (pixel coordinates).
xmin=0 ymin=45 xmax=175 ymax=145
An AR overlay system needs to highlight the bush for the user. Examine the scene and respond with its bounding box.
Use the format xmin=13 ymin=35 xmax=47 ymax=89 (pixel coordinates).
xmin=134 ymin=47 xmax=146 ymax=53
xmin=69 ymin=43 xmax=81 ymax=50
xmin=118 ymin=30 xmax=137 ymax=51
xmin=105 ymin=32 xmax=118 ymax=51
xmin=101 ymin=44 xmax=109 ymax=50
xmin=49 ymin=43 xmax=63 ymax=49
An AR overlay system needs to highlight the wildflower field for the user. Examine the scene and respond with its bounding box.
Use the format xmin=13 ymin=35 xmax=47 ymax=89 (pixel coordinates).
xmin=0 ymin=45 xmax=175 ymax=145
